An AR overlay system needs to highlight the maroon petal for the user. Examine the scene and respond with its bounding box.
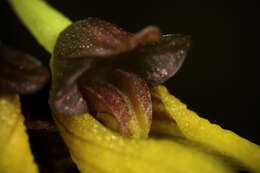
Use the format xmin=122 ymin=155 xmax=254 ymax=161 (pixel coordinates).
xmin=112 ymin=34 xmax=191 ymax=87
xmin=51 ymin=18 xmax=161 ymax=115
xmin=49 ymin=58 xmax=89 ymax=115
xmin=54 ymin=17 xmax=161 ymax=59
xmin=0 ymin=44 xmax=49 ymax=94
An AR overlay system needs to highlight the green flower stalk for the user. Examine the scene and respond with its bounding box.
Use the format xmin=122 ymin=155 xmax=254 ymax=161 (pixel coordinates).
xmin=9 ymin=0 xmax=71 ymax=53
xmin=7 ymin=0 xmax=260 ymax=173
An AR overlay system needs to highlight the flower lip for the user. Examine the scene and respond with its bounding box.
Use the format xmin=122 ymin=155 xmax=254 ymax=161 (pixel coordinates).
xmin=77 ymin=68 xmax=152 ymax=138
xmin=0 ymin=44 xmax=50 ymax=94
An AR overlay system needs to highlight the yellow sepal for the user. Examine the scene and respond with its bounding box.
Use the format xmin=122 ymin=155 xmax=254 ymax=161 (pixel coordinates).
xmin=151 ymin=85 xmax=260 ymax=173
xmin=53 ymin=110 xmax=234 ymax=173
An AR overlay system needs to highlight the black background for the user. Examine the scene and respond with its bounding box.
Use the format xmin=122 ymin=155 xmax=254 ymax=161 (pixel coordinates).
xmin=0 ymin=0 xmax=259 ymax=171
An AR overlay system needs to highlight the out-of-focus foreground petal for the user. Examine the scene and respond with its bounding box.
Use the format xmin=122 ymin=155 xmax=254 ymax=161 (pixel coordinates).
xmin=151 ymin=85 xmax=260 ymax=173
xmin=0 ymin=44 xmax=49 ymax=95
xmin=0 ymin=94 xmax=38 ymax=173
xmin=53 ymin=111 xmax=234 ymax=173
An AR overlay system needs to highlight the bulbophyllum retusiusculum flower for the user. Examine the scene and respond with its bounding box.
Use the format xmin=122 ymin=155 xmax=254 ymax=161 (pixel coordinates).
xmin=50 ymin=17 xmax=191 ymax=138
xmin=50 ymin=18 xmax=260 ymax=173
xmin=0 ymin=44 xmax=49 ymax=173
xmin=6 ymin=0 xmax=260 ymax=172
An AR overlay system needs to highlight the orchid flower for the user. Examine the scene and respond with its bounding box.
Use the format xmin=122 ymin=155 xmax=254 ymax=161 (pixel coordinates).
xmin=1 ymin=0 xmax=259 ymax=173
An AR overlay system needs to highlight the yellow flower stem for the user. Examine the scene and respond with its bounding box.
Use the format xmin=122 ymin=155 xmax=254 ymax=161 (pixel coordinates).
xmin=152 ymin=85 xmax=260 ymax=173
xmin=0 ymin=95 xmax=38 ymax=173
xmin=8 ymin=0 xmax=72 ymax=53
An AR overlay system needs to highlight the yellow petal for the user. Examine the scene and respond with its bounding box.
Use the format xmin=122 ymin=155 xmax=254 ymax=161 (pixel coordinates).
xmin=53 ymin=111 xmax=234 ymax=173
xmin=0 ymin=94 xmax=38 ymax=173
xmin=151 ymin=85 xmax=260 ymax=173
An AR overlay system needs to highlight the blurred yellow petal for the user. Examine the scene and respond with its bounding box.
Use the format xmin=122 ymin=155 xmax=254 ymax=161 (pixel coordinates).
xmin=151 ymin=85 xmax=260 ymax=173
xmin=0 ymin=94 xmax=38 ymax=173
xmin=53 ymin=111 xmax=234 ymax=173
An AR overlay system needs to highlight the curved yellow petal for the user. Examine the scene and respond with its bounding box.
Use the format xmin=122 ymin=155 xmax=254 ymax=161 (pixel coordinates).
xmin=0 ymin=94 xmax=38 ymax=173
xmin=53 ymin=112 xmax=234 ymax=173
xmin=151 ymin=85 xmax=260 ymax=173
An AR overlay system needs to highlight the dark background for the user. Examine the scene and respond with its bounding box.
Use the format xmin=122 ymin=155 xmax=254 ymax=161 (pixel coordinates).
xmin=0 ymin=0 xmax=259 ymax=172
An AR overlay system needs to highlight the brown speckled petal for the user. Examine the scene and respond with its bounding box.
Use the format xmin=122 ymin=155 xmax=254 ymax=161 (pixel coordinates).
xmin=50 ymin=58 xmax=89 ymax=115
xmin=54 ymin=17 xmax=161 ymax=59
xmin=113 ymin=34 xmax=191 ymax=86
xmin=0 ymin=44 xmax=49 ymax=94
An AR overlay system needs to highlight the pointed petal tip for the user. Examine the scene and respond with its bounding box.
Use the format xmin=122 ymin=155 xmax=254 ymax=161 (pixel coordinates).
xmin=133 ymin=26 xmax=161 ymax=45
